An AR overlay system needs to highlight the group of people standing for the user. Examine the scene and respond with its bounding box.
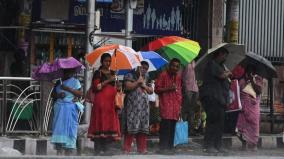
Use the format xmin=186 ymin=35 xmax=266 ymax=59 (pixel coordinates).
xmin=88 ymin=53 xmax=154 ymax=154
xmin=200 ymin=48 xmax=264 ymax=153
xmin=86 ymin=53 xmax=184 ymax=154
xmin=50 ymin=47 xmax=264 ymax=155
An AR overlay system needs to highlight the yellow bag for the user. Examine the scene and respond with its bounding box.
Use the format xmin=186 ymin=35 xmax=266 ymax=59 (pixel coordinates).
xmin=85 ymin=87 xmax=95 ymax=104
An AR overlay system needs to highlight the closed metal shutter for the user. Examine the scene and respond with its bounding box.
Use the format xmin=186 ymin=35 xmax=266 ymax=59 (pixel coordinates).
xmin=239 ymin=0 xmax=284 ymax=64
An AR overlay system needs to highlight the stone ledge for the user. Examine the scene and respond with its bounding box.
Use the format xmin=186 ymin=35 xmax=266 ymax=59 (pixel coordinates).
xmin=0 ymin=134 xmax=283 ymax=155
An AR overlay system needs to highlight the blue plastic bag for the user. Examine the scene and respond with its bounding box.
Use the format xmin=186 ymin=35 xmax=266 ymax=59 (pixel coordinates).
xmin=75 ymin=102 xmax=85 ymax=113
xmin=174 ymin=120 xmax=189 ymax=146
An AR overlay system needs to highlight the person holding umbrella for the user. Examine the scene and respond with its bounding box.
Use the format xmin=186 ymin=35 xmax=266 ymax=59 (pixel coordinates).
xmin=235 ymin=64 xmax=264 ymax=151
xmin=87 ymin=53 xmax=121 ymax=155
xmin=232 ymin=52 xmax=277 ymax=151
xmin=51 ymin=68 xmax=83 ymax=155
xmin=32 ymin=57 xmax=85 ymax=155
xmin=155 ymin=58 xmax=182 ymax=153
xmin=199 ymin=47 xmax=232 ymax=153
xmin=122 ymin=61 xmax=153 ymax=154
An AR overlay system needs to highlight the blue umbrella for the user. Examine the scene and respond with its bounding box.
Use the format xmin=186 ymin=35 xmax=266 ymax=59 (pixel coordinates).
xmin=117 ymin=51 xmax=168 ymax=75
xmin=117 ymin=69 xmax=131 ymax=75
xmin=138 ymin=51 xmax=168 ymax=72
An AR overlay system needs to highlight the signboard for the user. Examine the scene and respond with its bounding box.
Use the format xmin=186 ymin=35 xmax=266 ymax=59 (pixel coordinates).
xmin=97 ymin=0 xmax=113 ymax=3
xmin=101 ymin=0 xmax=183 ymax=35
xmin=33 ymin=0 xmax=184 ymax=35
xmin=69 ymin=0 xmax=87 ymax=23
xmin=68 ymin=0 xmax=183 ymax=35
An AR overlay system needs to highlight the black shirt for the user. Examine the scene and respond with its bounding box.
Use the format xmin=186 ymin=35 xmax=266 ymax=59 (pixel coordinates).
xmin=200 ymin=59 xmax=230 ymax=106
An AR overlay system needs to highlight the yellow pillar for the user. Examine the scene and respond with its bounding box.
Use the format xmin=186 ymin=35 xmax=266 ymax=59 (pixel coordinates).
xmin=227 ymin=0 xmax=239 ymax=43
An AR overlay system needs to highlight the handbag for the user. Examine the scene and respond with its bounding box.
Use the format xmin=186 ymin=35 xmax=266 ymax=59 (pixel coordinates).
xmin=85 ymin=87 xmax=95 ymax=104
xmin=148 ymin=92 xmax=156 ymax=102
xmin=174 ymin=118 xmax=189 ymax=147
xmin=85 ymin=70 xmax=97 ymax=104
xmin=75 ymin=101 xmax=85 ymax=113
xmin=115 ymin=91 xmax=125 ymax=109
xmin=226 ymin=79 xmax=242 ymax=112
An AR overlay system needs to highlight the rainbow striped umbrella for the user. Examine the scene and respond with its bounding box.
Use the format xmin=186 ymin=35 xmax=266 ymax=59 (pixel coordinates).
xmin=142 ymin=36 xmax=201 ymax=66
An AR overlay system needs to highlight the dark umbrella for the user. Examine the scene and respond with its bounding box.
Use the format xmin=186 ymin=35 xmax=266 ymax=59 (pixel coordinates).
xmin=195 ymin=43 xmax=246 ymax=80
xmin=32 ymin=57 xmax=85 ymax=81
xmin=244 ymin=52 xmax=277 ymax=79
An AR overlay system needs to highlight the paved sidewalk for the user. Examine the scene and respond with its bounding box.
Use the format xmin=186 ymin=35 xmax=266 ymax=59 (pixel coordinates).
xmin=1 ymin=156 xmax=284 ymax=159
xmin=0 ymin=134 xmax=283 ymax=156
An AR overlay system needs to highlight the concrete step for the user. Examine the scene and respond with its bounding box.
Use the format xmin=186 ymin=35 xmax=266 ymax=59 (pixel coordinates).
xmin=0 ymin=134 xmax=283 ymax=155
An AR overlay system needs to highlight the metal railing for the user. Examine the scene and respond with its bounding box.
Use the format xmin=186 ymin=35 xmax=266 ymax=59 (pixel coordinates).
xmin=0 ymin=77 xmax=53 ymax=136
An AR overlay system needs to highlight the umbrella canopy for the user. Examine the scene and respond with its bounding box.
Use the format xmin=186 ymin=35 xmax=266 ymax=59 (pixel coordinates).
xmin=195 ymin=43 xmax=246 ymax=80
xmin=32 ymin=57 xmax=85 ymax=81
xmin=244 ymin=52 xmax=277 ymax=78
xmin=142 ymin=36 xmax=201 ymax=66
xmin=116 ymin=51 xmax=168 ymax=75
xmin=138 ymin=51 xmax=168 ymax=72
xmin=85 ymin=44 xmax=141 ymax=70
xmin=32 ymin=63 xmax=53 ymax=80
xmin=141 ymin=36 xmax=188 ymax=51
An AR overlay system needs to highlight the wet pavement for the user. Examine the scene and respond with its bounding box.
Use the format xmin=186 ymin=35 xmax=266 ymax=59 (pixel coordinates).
xmin=1 ymin=136 xmax=284 ymax=158
xmin=1 ymin=145 xmax=284 ymax=159
xmin=78 ymin=141 xmax=284 ymax=157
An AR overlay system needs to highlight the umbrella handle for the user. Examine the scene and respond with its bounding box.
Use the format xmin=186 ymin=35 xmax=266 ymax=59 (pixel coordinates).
xmin=223 ymin=64 xmax=232 ymax=83
xmin=114 ymin=49 xmax=117 ymax=72
xmin=114 ymin=49 xmax=118 ymax=86
xmin=223 ymin=64 xmax=229 ymax=71
xmin=139 ymin=67 xmax=142 ymax=78
xmin=114 ymin=71 xmax=118 ymax=87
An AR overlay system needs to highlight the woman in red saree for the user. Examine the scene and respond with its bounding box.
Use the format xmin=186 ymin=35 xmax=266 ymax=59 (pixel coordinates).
xmin=236 ymin=66 xmax=263 ymax=151
xmin=87 ymin=53 xmax=120 ymax=154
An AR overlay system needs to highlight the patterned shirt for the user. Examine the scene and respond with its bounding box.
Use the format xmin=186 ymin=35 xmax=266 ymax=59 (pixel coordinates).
xmin=155 ymin=70 xmax=182 ymax=120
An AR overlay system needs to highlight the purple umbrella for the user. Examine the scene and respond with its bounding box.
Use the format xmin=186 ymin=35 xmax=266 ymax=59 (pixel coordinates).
xmin=32 ymin=57 xmax=85 ymax=81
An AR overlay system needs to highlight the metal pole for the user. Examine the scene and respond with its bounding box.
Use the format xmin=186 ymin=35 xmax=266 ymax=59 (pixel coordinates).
xmin=39 ymin=81 xmax=44 ymax=135
xmin=0 ymin=81 xmax=2 ymax=135
xmin=269 ymin=79 xmax=274 ymax=133
xmin=83 ymin=0 xmax=96 ymax=124
xmin=125 ymin=0 xmax=133 ymax=47
xmin=2 ymin=80 xmax=7 ymax=135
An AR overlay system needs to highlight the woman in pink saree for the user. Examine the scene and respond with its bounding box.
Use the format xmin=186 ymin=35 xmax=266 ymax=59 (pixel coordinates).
xmin=235 ymin=66 xmax=263 ymax=151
